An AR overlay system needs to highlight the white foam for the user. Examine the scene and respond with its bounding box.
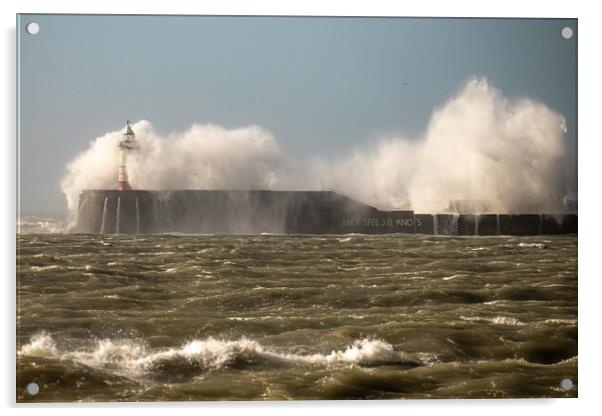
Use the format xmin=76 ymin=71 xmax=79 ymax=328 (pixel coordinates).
xmin=29 ymin=265 xmax=61 ymax=272
xmin=518 ymin=242 xmax=546 ymax=249
xmin=19 ymin=333 xmax=58 ymax=357
xmin=18 ymin=216 xmax=65 ymax=234
xmin=542 ymin=318 xmax=577 ymax=325
xmin=18 ymin=334 xmax=417 ymax=381
xmin=336 ymin=237 xmax=353 ymax=243
xmin=442 ymin=274 xmax=465 ymax=281
xmin=301 ymin=338 xmax=404 ymax=366
xmin=460 ymin=316 xmax=524 ymax=326
xmin=491 ymin=316 xmax=524 ymax=326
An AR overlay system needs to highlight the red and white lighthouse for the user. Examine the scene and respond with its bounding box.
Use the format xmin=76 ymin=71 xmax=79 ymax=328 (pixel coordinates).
xmin=117 ymin=120 xmax=139 ymax=190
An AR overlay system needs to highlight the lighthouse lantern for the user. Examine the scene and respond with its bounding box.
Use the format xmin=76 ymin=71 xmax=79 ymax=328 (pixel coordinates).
xmin=117 ymin=120 xmax=138 ymax=190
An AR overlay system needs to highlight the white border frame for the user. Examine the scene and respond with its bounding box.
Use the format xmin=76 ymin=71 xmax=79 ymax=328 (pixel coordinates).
xmin=4 ymin=1 xmax=601 ymax=415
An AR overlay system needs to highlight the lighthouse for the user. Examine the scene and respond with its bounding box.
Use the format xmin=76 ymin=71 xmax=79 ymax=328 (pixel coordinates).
xmin=117 ymin=120 xmax=139 ymax=190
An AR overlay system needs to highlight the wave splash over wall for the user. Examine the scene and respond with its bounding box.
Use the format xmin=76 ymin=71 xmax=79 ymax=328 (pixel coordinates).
xmin=61 ymin=77 xmax=570 ymax=216
xmin=61 ymin=123 xmax=289 ymax=212
xmin=311 ymin=78 xmax=569 ymax=213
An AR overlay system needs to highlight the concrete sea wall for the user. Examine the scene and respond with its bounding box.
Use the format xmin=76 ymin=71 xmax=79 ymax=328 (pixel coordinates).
xmin=74 ymin=190 xmax=577 ymax=235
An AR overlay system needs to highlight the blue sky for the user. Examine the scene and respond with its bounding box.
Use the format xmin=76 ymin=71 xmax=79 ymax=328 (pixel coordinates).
xmin=18 ymin=15 xmax=577 ymax=215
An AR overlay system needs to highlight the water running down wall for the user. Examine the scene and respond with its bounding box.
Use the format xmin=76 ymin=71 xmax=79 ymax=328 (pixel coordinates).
xmin=74 ymin=190 xmax=577 ymax=235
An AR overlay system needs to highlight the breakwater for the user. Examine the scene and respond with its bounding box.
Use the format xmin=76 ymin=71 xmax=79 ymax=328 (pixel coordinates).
xmin=74 ymin=190 xmax=577 ymax=235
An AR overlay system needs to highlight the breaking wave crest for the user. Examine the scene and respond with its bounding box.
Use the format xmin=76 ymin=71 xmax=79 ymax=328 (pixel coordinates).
xmin=518 ymin=242 xmax=547 ymax=249
xmin=19 ymin=333 xmax=421 ymax=382
xmin=459 ymin=316 xmax=525 ymax=326
xmin=17 ymin=216 xmax=65 ymax=234
xmin=19 ymin=332 xmax=58 ymax=357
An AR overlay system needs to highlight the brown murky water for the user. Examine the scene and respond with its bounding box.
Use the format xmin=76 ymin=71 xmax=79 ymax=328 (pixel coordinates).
xmin=17 ymin=234 xmax=577 ymax=401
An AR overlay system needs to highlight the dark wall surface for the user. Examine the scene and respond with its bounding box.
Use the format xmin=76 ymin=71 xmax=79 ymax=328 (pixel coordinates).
xmin=75 ymin=190 xmax=577 ymax=235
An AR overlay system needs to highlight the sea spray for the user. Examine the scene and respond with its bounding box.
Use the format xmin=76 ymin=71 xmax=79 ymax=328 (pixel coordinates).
xmin=18 ymin=332 xmax=57 ymax=357
xmin=61 ymin=122 xmax=289 ymax=213
xmin=61 ymin=78 xmax=569 ymax=218
xmin=310 ymin=78 xmax=568 ymax=214
xmin=17 ymin=216 xmax=65 ymax=234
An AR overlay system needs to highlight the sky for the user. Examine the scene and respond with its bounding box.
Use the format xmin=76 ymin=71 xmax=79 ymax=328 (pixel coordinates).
xmin=17 ymin=15 xmax=577 ymax=215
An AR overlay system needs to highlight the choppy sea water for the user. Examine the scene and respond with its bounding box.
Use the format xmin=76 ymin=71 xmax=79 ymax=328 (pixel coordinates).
xmin=17 ymin=234 xmax=577 ymax=401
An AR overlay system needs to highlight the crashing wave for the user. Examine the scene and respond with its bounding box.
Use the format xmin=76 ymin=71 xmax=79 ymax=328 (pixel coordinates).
xmin=18 ymin=332 xmax=58 ymax=357
xmin=18 ymin=333 xmax=421 ymax=381
xmin=18 ymin=216 xmax=65 ymax=234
